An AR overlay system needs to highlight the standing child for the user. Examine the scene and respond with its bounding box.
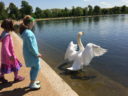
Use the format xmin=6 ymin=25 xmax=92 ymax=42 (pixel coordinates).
xmin=20 ymin=15 xmax=42 ymax=89
xmin=0 ymin=19 xmax=24 ymax=83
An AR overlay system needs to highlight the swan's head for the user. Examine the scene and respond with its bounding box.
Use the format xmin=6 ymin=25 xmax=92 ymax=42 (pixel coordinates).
xmin=78 ymin=32 xmax=85 ymax=37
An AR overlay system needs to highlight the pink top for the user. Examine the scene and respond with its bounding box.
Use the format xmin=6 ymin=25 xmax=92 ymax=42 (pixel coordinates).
xmin=1 ymin=33 xmax=15 ymax=65
xmin=0 ymin=32 xmax=22 ymax=73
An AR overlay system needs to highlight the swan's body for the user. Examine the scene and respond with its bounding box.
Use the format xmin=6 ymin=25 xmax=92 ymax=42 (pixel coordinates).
xmin=65 ymin=32 xmax=107 ymax=71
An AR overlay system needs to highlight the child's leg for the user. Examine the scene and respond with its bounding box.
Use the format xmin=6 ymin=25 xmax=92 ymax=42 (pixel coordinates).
xmin=30 ymin=64 xmax=40 ymax=84
xmin=0 ymin=64 xmax=7 ymax=82
xmin=14 ymin=71 xmax=24 ymax=81
xmin=14 ymin=71 xmax=18 ymax=78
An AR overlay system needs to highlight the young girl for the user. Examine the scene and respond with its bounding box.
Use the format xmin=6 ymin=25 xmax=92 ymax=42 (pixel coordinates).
xmin=0 ymin=19 xmax=24 ymax=83
xmin=20 ymin=15 xmax=42 ymax=89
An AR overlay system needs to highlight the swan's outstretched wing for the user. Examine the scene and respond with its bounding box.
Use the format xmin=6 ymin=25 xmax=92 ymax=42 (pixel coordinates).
xmin=91 ymin=43 xmax=107 ymax=56
xmin=64 ymin=41 xmax=78 ymax=61
xmin=82 ymin=43 xmax=107 ymax=66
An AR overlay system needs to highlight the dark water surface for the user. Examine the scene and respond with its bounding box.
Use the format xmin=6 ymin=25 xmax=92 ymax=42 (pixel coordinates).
xmin=34 ymin=15 xmax=128 ymax=96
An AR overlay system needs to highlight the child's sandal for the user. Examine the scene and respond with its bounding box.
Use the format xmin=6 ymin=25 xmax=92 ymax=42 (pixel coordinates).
xmin=14 ymin=76 xmax=25 ymax=82
xmin=0 ymin=77 xmax=8 ymax=83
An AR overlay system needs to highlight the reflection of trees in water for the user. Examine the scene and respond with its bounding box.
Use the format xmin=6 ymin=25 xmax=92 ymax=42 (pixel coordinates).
xmin=108 ymin=14 xmax=120 ymax=21
xmin=93 ymin=16 xmax=100 ymax=22
xmin=87 ymin=17 xmax=100 ymax=24
xmin=35 ymin=17 xmax=101 ymax=30
xmin=50 ymin=19 xmax=71 ymax=27
xmin=72 ymin=18 xmax=84 ymax=25
xmin=88 ymin=17 xmax=93 ymax=24
xmin=120 ymin=14 xmax=126 ymax=22
xmin=36 ymin=21 xmax=44 ymax=29
xmin=58 ymin=62 xmax=96 ymax=80
xmin=34 ymin=21 xmax=44 ymax=33
xmin=37 ymin=19 xmax=72 ymax=27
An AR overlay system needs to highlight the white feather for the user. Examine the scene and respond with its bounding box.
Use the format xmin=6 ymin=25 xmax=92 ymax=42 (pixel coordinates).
xmin=64 ymin=41 xmax=78 ymax=61
xmin=82 ymin=43 xmax=107 ymax=66
xmin=67 ymin=50 xmax=83 ymax=71
xmin=91 ymin=43 xmax=107 ymax=56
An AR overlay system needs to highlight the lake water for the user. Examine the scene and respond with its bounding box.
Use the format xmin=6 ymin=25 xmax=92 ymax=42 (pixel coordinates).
xmin=34 ymin=15 xmax=128 ymax=96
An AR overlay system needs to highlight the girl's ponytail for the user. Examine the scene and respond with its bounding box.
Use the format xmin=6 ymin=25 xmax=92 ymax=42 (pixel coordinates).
xmin=19 ymin=15 xmax=34 ymax=35
xmin=19 ymin=23 xmax=28 ymax=35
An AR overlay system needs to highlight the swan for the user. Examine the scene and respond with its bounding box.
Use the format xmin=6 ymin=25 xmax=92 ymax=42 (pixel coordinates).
xmin=65 ymin=32 xmax=107 ymax=71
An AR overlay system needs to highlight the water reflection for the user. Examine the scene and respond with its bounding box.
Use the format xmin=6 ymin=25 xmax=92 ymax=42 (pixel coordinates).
xmin=93 ymin=16 xmax=100 ymax=22
xmin=58 ymin=62 xmax=97 ymax=80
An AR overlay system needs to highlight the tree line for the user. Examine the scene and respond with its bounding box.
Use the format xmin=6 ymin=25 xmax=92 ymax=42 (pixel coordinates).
xmin=0 ymin=0 xmax=128 ymax=20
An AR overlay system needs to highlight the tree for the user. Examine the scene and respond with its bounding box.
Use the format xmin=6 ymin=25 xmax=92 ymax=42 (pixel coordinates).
xmin=93 ymin=6 xmax=101 ymax=15
xmin=20 ymin=0 xmax=33 ymax=18
xmin=35 ymin=7 xmax=43 ymax=18
xmin=121 ymin=5 xmax=127 ymax=14
xmin=113 ymin=6 xmax=121 ymax=14
xmin=7 ymin=3 xmax=19 ymax=19
xmin=101 ymin=8 xmax=109 ymax=15
xmin=43 ymin=9 xmax=52 ymax=18
xmin=71 ymin=6 xmax=75 ymax=16
xmin=75 ymin=7 xmax=84 ymax=16
xmin=0 ymin=2 xmax=8 ymax=19
xmin=60 ymin=8 xmax=70 ymax=17
xmin=51 ymin=9 xmax=62 ymax=17
xmin=64 ymin=7 xmax=70 ymax=16
xmin=88 ymin=5 xmax=93 ymax=15
xmin=83 ymin=7 xmax=88 ymax=16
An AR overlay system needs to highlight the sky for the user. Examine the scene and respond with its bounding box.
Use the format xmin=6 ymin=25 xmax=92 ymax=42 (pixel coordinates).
xmin=1 ymin=0 xmax=128 ymax=10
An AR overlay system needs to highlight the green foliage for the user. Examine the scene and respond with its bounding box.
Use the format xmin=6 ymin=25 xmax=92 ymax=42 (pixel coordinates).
xmin=101 ymin=8 xmax=110 ymax=15
xmin=113 ymin=6 xmax=121 ymax=14
xmin=121 ymin=5 xmax=127 ymax=13
xmin=75 ymin=7 xmax=84 ymax=16
xmin=93 ymin=6 xmax=101 ymax=15
xmin=8 ymin=3 xmax=20 ymax=20
xmin=43 ymin=9 xmax=52 ymax=18
xmin=71 ymin=6 xmax=75 ymax=16
xmin=20 ymin=0 xmax=33 ymax=18
xmin=63 ymin=7 xmax=70 ymax=17
xmin=0 ymin=1 xmax=128 ymax=20
xmin=0 ymin=2 xmax=8 ymax=19
xmin=88 ymin=5 xmax=93 ymax=15
xmin=83 ymin=7 xmax=88 ymax=16
xmin=34 ymin=7 xmax=43 ymax=18
xmin=51 ymin=9 xmax=62 ymax=17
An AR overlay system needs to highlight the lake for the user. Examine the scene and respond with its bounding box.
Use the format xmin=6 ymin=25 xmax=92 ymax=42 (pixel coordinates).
xmin=34 ymin=15 xmax=128 ymax=96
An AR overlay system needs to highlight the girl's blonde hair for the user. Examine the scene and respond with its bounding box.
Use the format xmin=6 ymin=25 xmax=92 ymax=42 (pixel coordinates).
xmin=19 ymin=15 xmax=35 ymax=34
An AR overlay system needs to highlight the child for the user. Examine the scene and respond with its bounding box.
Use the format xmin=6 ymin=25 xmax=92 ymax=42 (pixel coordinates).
xmin=20 ymin=15 xmax=42 ymax=89
xmin=0 ymin=19 xmax=24 ymax=83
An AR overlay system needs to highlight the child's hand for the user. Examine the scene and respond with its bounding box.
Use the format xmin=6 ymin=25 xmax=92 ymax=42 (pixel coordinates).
xmin=37 ymin=54 xmax=42 ymax=58
xmin=10 ymin=56 xmax=14 ymax=61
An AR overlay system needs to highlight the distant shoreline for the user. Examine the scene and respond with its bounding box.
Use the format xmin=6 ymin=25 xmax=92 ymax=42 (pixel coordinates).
xmin=0 ymin=14 xmax=127 ymax=23
xmin=36 ymin=14 xmax=126 ymax=21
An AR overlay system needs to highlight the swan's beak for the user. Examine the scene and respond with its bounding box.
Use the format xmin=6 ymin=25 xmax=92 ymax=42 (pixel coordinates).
xmin=78 ymin=32 xmax=85 ymax=36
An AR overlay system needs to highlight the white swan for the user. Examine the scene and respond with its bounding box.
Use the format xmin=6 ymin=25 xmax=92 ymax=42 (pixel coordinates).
xmin=65 ymin=32 xmax=107 ymax=71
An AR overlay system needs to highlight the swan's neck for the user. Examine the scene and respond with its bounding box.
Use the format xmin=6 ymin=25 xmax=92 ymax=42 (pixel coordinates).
xmin=77 ymin=35 xmax=84 ymax=50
